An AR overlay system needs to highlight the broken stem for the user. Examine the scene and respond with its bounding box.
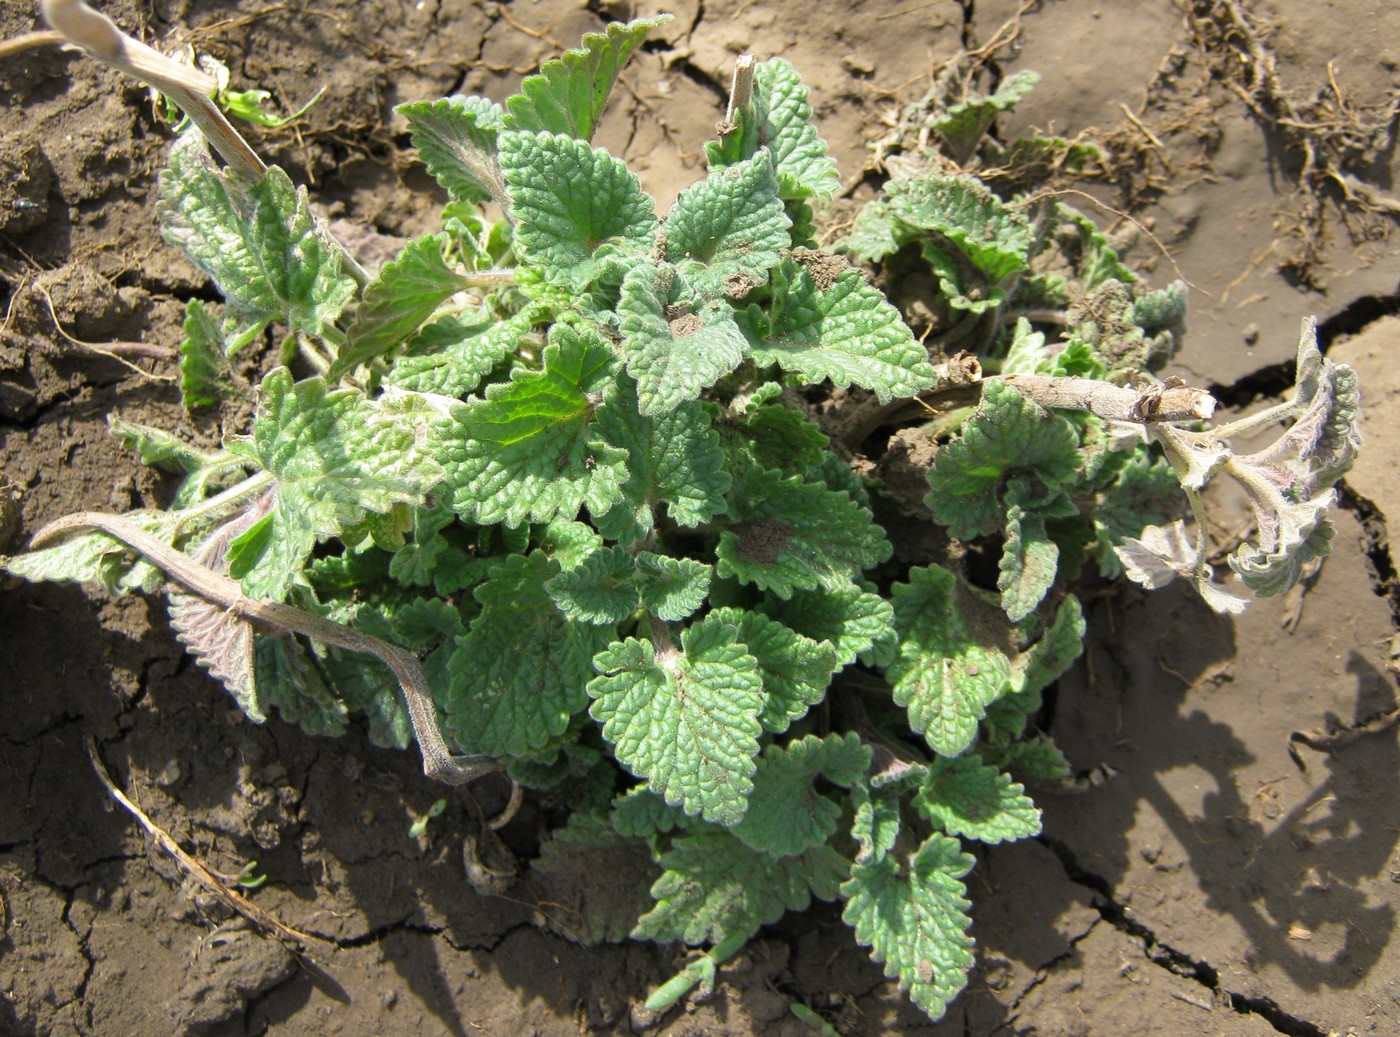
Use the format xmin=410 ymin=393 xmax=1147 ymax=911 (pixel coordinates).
xmin=1002 ymin=374 xmax=1217 ymax=423
xmin=724 ymin=54 xmax=756 ymax=126
xmin=37 ymin=512 xmax=500 ymax=786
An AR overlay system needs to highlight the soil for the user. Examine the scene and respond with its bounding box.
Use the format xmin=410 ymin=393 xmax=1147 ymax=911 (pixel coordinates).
xmin=2 ymin=2 xmax=1399 ymax=1036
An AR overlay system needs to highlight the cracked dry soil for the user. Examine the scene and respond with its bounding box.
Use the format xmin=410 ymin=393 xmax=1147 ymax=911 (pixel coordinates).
xmin=2 ymin=1 xmax=1400 ymax=1035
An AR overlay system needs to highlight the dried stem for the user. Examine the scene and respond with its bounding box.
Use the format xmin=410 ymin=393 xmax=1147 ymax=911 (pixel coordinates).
xmin=40 ymin=0 xmax=369 ymax=287
xmin=86 ymin=736 xmax=318 ymax=947
xmin=1001 ymin=375 xmax=1216 ymax=423
xmin=723 ymin=55 xmax=756 ymax=127
xmin=37 ymin=512 xmax=501 ymax=786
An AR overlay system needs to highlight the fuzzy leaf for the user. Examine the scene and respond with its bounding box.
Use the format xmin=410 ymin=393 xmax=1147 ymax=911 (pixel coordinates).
xmin=332 ymin=233 xmax=472 ymax=378
xmin=932 ymin=70 xmax=1040 ymax=163
xmin=385 ymin=309 xmax=534 ymax=397
xmin=499 ymin=130 xmax=657 ymax=289
xmin=618 ymin=263 xmax=747 ymax=415
xmin=441 ymin=323 xmax=626 ymax=527
xmin=252 ymin=635 xmax=349 ymax=737
xmin=634 ymin=829 xmax=847 ymax=945
xmin=997 ymin=487 xmax=1059 ymax=622
xmin=849 ymin=784 xmax=902 ymax=868
xmin=504 ymin=16 xmax=670 ymax=141
xmin=710 ymin=606 xmax=840 ymax=733
xmin=2 ymin=512 xmax=174 ymax=596
xmin=610 ymin=785 xmax=689 ymax=839
xmin=1116 ymin=521 xmax=1248 ymax=615
xmin=889 ymin=565 xmax=1014 ymax=757
xmin=636 ymin=554 xmax=713 ymax=622
xmin=731 ymin=733 xmax=870 ymax=857
xmin=588 ymin=614 xmax=764 ymax=826
xmin=592 ymin=373 xmax=731 ymax=542
xmin=717 ymin=466 xmax=892 ymax=598
xmin=168 ymin=515 xmax=260 ymax=720
xmin=751 ymin=265 xmax=937 ymax=402
xmin=398 ymin=94 xmax=506 ymax=204
xmin=227 ymin=370 xmax=444 ymax=598
xmin=177 ymin=299 xmax=231 ymax=409
xmin=926 ymin=379 xmax=1081 ymax=540
xmin=108 ymin=417 xmax=220 ymax=475
xmin=705 ymin=58 xmax=840 ymax=200
xmin=158 ymin=134 xmax=356 ymax=342
xmin=448 ymin=552 xmax=610 ymax=757
xmin=546 ymin=544 xmax=640 ymax=624
xmin=841 ymin=833 xmax=976 ymax=1021
xmin=912 ymin=755 xmax=1041 ymax=844
xmin=665 ymin=151 xmax=790 ymax=292
xmin=761 ymin=583 xmax=896 ymax=669
xmin=885 ymin=175 xmax=1031 ymax=283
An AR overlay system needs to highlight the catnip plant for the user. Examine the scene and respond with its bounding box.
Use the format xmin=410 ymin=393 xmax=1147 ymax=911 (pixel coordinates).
xmin=8 ymin=4 xmax=1359 ymax=1024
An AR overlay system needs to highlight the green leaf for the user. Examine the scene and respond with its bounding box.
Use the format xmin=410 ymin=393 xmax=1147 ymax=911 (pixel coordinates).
xmin=385 ymin=309 xmax=535 ymax=397
xmin=925 ymin=380 xmax=1081 ymax=540
xmin=758 ymin=582 xmax=897 ymax=669
xmin=888 ymin=565 xmax=1014 ymax=757
xmin=546 ymin=544 xmax=640 ymax=624
xmin=931 ymin=70 xmax=1040 ymax=163
xmin=665 ymin=151 xmax=790 ymax=292
xmin=634 ymin=829 xmax=847 ymax=945
xmin=636 ymin=553 xmax=712 ymax=622
xmin=108 ymin=416 xmax=220 ymax=474
xmin=441 ymin=323 xmax=626 ymax=527
xmin=592 ymin=373 xmax=731 ymax=542
xmin=717 ymin=466 xmax=891 ymax=598
xmin=710 ymin=606 xmax=840 ymax=733
xmin=841 ymin=833 xmax=976 ymax=1022
xmin=448 ymin=552 xmax=610 ymax=756
xmin=397 ymin=94 xmax=506 ymax=205
xmin=718 ymin=395 xmax=829 ymax=477
xmin=618 ymin=263 xmax=748 ymax=415
xmin=610 ymin=785 xmax=689 ymax=838
xmin=997 ymin=485 xmax=1059 ymax=623
xmin=158 ymin=133 xmax=356 ymax=341
xmin=849 ymin=784 xmax=902 ymax=868
xmin=332 ymin=233 xmax=472 ymax=379
xmin=750 ymin=264 xmax=936 ymax=403
xmin=499 ymin=130 xmax=658 ymax=290
xmin=706 ymin=58 xmax=840 ymax=200
xmin=912 ymin=755 xmax=1041 ymax=844
xmin=2 ymin=511 xmax=173 ymax=592
xmin=177 ymin=299 xmax=231 ymax=409
xmin=588 ymin=614 xmax=764 ymax=826
xmin=504 ymin=16 xmax=671 ymax=141
xmin=227 ymin=369 xmax=445 ymax=599
xmin=1020 ymin=594 xmax=1086 ymax=698
xmin=252 ymin=635 xmax=350 ymax=737
xmin=732 ymin=733 xmax=870 ymax=857
xmin=885 ymin=175 xmax=1032 ymax=283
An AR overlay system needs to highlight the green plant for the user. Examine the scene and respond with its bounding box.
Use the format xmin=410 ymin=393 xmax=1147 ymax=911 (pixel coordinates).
xmin=9 ymin=6 xmax=1359 ymax=1024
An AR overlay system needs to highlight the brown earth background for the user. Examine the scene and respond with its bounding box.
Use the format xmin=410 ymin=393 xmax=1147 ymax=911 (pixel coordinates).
xmin=2 ymin=1 xmax=1400 ymax=1035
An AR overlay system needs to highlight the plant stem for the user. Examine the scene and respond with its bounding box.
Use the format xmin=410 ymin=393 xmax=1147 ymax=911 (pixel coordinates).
xmin=41 ymin=0 xmax=370 ymax=289
xmin=34 ymin=511 xmax=500 ymax=786
xmin=1001 ymin=375 xmax=1216 ymax=423
xmin=173 ymin=470 xmax=275 ymax=531
xmin=724 ymin=55 xmax=756 ymax=126
xmin=645 ymin=931 xmax=750 ymax=1012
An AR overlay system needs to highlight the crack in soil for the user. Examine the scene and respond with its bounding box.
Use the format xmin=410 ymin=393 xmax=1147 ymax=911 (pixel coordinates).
xmin=1007 ymin=914 xmax=1101 ymax=1018
xmin=1336 ymin=482 xmax=1398 ymax=623
xmin=1040 ymin=835 xmax=1328 ymax=1037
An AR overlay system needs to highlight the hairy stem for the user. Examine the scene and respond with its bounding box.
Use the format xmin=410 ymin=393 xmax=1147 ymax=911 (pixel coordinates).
xmin=41 ymin=0 xmax=369 ymax=288
xmin=33 ymin=512 xmax=500 ymax=786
